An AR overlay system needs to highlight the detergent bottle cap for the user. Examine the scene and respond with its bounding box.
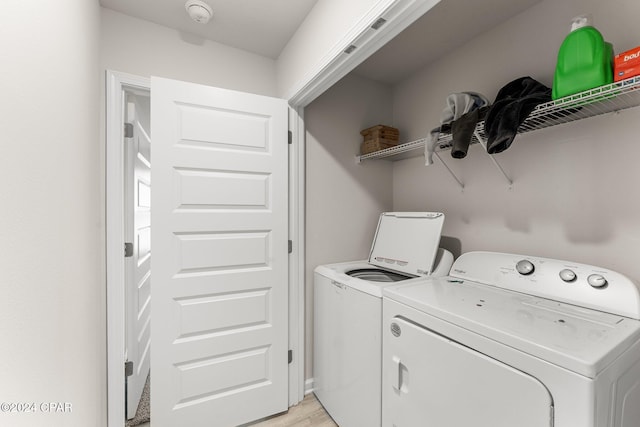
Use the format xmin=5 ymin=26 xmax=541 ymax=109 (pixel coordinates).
xmin=570 ymin=14 xmax=593 ymax=32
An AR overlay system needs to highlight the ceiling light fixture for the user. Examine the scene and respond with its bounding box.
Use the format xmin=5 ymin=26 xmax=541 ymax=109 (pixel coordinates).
xmin=185 ymin=0 xmax=213 ymax=24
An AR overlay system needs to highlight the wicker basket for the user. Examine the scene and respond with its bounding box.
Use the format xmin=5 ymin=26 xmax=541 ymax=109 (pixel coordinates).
xmin=360 ymin=125 xmax=399 ymax=142
xmin=360 ymin=125 xmax=399 ymax=154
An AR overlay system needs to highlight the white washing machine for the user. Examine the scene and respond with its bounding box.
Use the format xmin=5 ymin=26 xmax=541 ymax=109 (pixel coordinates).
xmin=383 ymin=251 xmax=640 ymax=427
xmin=314 ymin=212 xmax=454 ymax=427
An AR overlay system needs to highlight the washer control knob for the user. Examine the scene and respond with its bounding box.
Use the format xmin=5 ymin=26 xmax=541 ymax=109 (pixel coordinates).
xmin=516 ymin=260 xmax=535 ymax=276
xmin=587 ymin=274 xmax=607 ymax=288
xmin=559 ymin=269 xmax=577 ymax=282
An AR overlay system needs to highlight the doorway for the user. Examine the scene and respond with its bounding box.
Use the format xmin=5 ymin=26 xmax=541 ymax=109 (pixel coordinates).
xmin=106 ymin=71 xmax=152 ymax=427
xmin=123 ymin=91 xmax=152 ymax=425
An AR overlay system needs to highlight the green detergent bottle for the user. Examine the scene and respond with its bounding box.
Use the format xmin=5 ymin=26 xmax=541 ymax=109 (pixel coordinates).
xmin=552 ymin=14 xmax=613 ymax=100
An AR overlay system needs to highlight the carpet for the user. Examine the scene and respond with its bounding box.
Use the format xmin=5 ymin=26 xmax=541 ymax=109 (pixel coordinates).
xmin=126 ymin=374 xmax=150 ymax=427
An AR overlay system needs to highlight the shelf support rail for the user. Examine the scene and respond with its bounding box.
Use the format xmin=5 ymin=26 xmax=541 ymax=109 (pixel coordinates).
xmin=473 ymin=130 xmax=513 ymax=187
xmin=434 ymin=151 xmax=464 ymax=189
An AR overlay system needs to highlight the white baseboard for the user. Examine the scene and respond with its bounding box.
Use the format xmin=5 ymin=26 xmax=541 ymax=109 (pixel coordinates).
xmin=304 ymin=378 xmax=314 ymax=395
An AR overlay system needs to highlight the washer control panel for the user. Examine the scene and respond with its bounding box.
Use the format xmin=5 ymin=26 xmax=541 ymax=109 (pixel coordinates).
xmin=450 ymin=251 xmax=640 ymax=319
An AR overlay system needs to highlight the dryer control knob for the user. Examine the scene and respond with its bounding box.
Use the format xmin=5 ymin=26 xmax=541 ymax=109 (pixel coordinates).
xmin=559 ymin=269 xmax=577 ymax=282
xmin=516 ymin=260 xmax=535 ymax=275
xmin=587 ymin=274 xmax=607 ymax=288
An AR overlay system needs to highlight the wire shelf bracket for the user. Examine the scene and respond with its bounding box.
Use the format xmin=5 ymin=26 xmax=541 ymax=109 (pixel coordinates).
xmin=434 ymin=151 xmax=464 ymax=190
xmin=474 ymin=130 xmax=513 ymax=187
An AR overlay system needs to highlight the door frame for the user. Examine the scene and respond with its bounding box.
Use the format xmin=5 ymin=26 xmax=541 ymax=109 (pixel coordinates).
xmin=106 ymin=1 xmax=438 ymax=424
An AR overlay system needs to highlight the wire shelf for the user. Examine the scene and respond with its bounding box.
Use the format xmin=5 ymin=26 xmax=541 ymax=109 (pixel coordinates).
xmin=357 ymin=138 xmax=428 ymax=161
xmin=356 ymin=75 xmax=640 ymax=162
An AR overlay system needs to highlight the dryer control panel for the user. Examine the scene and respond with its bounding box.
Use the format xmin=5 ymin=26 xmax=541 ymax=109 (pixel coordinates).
xmin=450 ymin=251 xmax=640 ymax=319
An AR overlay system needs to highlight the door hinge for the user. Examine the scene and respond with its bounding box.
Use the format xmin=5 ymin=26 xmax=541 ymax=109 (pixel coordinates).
xmin=288 ymin=130 xmax=292 ymax=145
xmin=124 ymin=123 xmax=134 ymax=138
xmin=124 ymin=242 xmax=134 ymax=258
xmin=288 ymin=350 xmax=293 ymax=364
xmin=288 ymin=240 xmax=292 ymax=254
xmin=125 ymin=361 xmax=134 ymax=377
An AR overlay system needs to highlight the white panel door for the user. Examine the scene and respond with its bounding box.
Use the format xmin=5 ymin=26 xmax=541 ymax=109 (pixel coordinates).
xmin=124 ymin=96 xmax=152 ymax=419
xmin=384 ymin=316 xmax=554 ymax=427
xmin=151 ymin=77 xmax=289 ymax=427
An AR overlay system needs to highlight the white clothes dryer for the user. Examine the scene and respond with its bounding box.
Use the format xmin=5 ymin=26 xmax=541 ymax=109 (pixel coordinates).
xmin=314 ymin=212 xmax=454 ymax=427
xmin=383 ymin=251 xmax=640 ymax=427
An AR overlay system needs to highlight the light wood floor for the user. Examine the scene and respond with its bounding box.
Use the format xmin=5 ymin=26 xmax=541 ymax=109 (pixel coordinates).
xmin=247 ymin=393 xmax=337 ymax=427
xmin=137 ymin=393 xmax=337 ymax=427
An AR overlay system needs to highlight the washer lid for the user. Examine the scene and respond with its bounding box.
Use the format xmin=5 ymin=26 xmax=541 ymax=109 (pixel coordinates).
xmin=369 ymin=212 xmax=444 ymax=277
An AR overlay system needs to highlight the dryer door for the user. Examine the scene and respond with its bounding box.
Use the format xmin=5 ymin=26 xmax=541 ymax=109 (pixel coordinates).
xmin=384 ymin=317 xmax=553 ymax=427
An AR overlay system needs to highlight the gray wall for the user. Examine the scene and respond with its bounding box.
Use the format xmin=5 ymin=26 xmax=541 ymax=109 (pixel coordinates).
xmin=392 ymin=0 xmax=640 ymax=277
xmin=305 ymin=73 xmax=394 ymax=378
